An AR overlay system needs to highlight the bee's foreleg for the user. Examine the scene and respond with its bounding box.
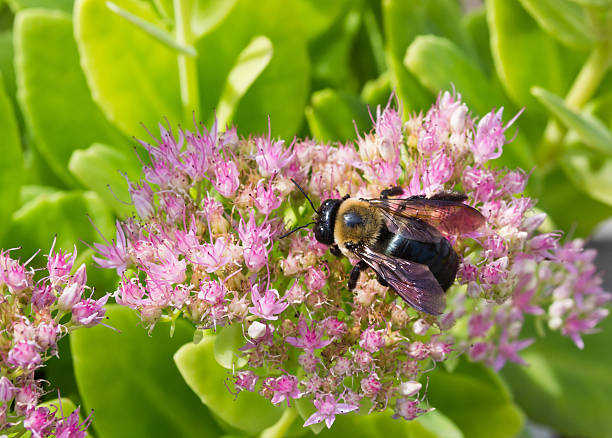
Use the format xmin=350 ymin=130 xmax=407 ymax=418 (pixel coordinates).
xmin=380 ymin=187 xmax=404 ymax=199
xmin=347 ymin=261 xmax=368 ymax=290
xmin=330 ymin=244 xmax=342 ymax=257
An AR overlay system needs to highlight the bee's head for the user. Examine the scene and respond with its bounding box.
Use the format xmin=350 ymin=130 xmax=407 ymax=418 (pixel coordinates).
xmin=314 ymin=199 xmax=341 ymax=245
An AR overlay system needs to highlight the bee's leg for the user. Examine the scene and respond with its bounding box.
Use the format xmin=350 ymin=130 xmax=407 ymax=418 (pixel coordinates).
xmin=330 ymin=244 xmax=342 ymax=257
xmin=380 ymin=187 xmax=404 ymax=199
xmin=375 ymin=274 xmax=389 ymax=288
xmin=342 ymin=194 xmax=350 ymax=201
xmin=348 ymin=261 xmax=368 ymax=290
xmin=427 ymin=190 xmax=467 ymax=202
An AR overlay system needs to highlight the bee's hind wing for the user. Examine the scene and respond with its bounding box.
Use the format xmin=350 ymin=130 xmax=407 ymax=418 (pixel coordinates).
xmin=352 ymin=245 xmax=446 ymax=316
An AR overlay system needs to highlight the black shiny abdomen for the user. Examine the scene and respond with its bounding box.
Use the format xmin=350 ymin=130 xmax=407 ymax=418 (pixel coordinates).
xmin=374 ymin=228 xmax=459 ymax=291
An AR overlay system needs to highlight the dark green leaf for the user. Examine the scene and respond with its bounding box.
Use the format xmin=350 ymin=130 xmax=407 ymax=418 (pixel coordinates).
xmin=74 ymin=0 xmax=183 ymax=135
xmin=461 ymin=7 xmax=494 ymax=76
xmin=532 ymin=86 xmax=612 ymax=156
xmin=0 ymin=73 xmax=23 ymax=241
xmin=0 ymin=30 xmax=17 ymax=104
xmin=14 ymin=8 xmax=126 ymax=187
xmin=195 ymin=0 xmax=309 ymax=139
xmin=502 ymin=316 xmax=612 ymax=438
xmin=72 ymin=305 xmax=223 ymax=438
xmin=361 ymin=72 xmax=392 ymax=108
xmin=305 ymin=89 xmax=370 ymax=143
xmin=174 ymin=333 xmax=285 ymax=433
xmin=518 ymin=0 xmax=597 ymax=49
xmin=69 ymin=143 xmax=143 ymax=217
xmin=568 ymin=0 xmax=612 ymax=7
xmin=560 ymin=149 xmax=612 ymax=205
xmin=426 ymin=360 xmax=524 ymax=438
xmin=486 ymin=0 xmax=567 ymax=115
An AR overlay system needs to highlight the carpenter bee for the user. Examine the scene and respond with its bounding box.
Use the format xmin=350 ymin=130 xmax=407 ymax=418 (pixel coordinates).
xmin=282 ymin=182 xmax=485 ymax=315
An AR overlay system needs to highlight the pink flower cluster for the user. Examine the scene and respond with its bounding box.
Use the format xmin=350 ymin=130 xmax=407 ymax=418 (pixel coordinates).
xmin=0 ymin=240 xmax=103 ymax=436
xmin=93 ymin=92 xmax=610 ymax=428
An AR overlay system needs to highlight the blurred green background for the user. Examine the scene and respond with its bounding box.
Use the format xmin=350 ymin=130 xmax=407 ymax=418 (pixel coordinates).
xmin=0 ymin=0 xmax=611 ymax=437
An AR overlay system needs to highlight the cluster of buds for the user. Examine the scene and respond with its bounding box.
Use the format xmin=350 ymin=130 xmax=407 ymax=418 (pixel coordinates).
xmin=0 ymin=240 xmax=103 ymax=437
xmin=93 ymin=93 xmax=610 ymax=428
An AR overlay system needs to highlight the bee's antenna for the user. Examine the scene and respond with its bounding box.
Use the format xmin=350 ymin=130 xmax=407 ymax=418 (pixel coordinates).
xmin=290 ymin=179 xmax=318 ymax=214
xmin=278 ymin=222 xmax=316 ymax=239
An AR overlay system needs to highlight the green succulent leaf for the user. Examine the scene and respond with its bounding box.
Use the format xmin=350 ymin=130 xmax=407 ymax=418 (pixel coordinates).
xmin=567 ymin=0 xmax=612 ymax=7
xmin=215 ymin=35 xmax=273 ymax=128
xmin=461 ymin=7 xmax=494 ymax=76
xmin=174 ymin=333 xmax=285 ymax=433
xmin=213 ymin=324 xmax=248 ymax=370
xmin=305 ymin=89 xmax=370 ymax=143
xmin=6 ymin=0 xmax=72 ymax=12
xmin=191 ymin=0 xmax=238 ymax=38
xmin=195 ymin=0 xmax=309 ymax=139
xmin=69 ymin=143 xmax=143 ymax=217
xmin=532 ymin=86 xmax=612 ymax=156
xmin=5 ymin=190 xmax=114 ymax=260
xmin=0 ymin=30 xmax=17 ymax=105
xmin=502 ymin=316 xmax=612 ymax=438
xmin=14 ymin=8 xmax=127 ymax=187
xmin=487 ymin=0 xmax=567 ymax=116
xmin=404 ymin=35 xmax=505 ymax=115
xmin=560 ymin=149 xmax=612 ymax=205
xmin=517 ymin=0 xmax=598 ymax=50
xmin=0 ymin=73 xmax=23 ymax=240
xmin=72 ymin=305 xmax=223 ymax=438
xmin=74 ymin=0 xmax=183 ymax=136
xmin=426 ymin=360 xmax=524 ymax=438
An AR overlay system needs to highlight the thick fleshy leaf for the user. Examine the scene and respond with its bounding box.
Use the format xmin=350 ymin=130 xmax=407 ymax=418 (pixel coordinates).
xmin=71 ymin=305 xmax=223 ymax=438
xmin=0 ymin=73 xmax=23 ymax=240
xmin=568 ymin=0 xmax=612 ymax=7
xmin=535 ymin=164 xmax=612 ymax=236
xmin=502 ymin=316 xmax=612 ymax=438
xmin=175 ymin=334 xmax=284 ymax=433
xmin=6 ymin=0 xmax=72 ymax=12
xmin=532 ymin=86 xmax=612 ymax=156
xmin=404 ymin=35 xmax=506 ymax=115
xmin=560 ymin=149 xmax=612 ymax=205
xmin=216 ymin=35 xmax=273 ymax=128
xmin=426 ymin=360 xmax=524 ymax=438
xmin=517 ymin=0 xmax=597 ymax=49
xmin=0 ymin=30 xmax=16 ymax=103
xmin=4 ymin=190 xmax=114 ymax=261
xmin=213 ymin=324 xmax=248 ymax=370
xmin=486 ymin=0 xmax=566 ymax=115
xmin=361 ymin=73 xmax=392 ymax=108
xmin=14 ymin=9 xmax=126 ymax=186
xmin=74 ymin=0 xmax=183 ymax=136
xmin=195 ymin=0 xmax=309 ymax=138
xmin=191 ymin=0 xmax=238 ymax=38
xmin=461 ymin=7 xmax=494 ymax=76
xmin=69 ymin=143 xmax=142 ymax=217
xmin=305 ymin=89 xmax=370 ymax=143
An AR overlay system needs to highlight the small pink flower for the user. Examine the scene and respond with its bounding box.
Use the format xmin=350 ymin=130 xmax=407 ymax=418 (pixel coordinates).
xmin=58 ymin=282 xmax=84 ymax=312
xmin=116 ymin=277 xmax=146 ymax=308
xmin=255 ymin=130 xmax=295 ymax=177
xmin=304 ymin=266 xmax=328 ymax=291
xmin=324 ymin=318 xmax=347 ymax=339
xmin=249 ymin=284 xmax=288 ymax=320
xmin=303 ymin=394 xmax=359 ymax=429
xmin=392 ymin=398 xmax=430 ymax=421
xmin=492 ymin=333 xmax=534 ymax=371
xmin=360 ymin=374 xmax=381 ymax=397
xmin=332 ymin=357 xmax=352 ymax=376
xmin=55 ymin=407 xmax=90 ymax=438
xmin=253 ymin=179 xmax=282 ymax=215
xmin=8 ymin=341 xmax=41 ymax=369
xmin=93 ymin=220 xmax=130 ymax=275
xmin=268 ymin=375 xmax=301 ymax=406
xmin=234 ymin=370 xmax=258 ymax=392
xmin=35 ymin=322 xmax=58 ymax=350
xmin=192 ymin=238 xmax=230 ymax=273
xmin=354 ymin=350 xmax=373 ymax=371
xmin=127 ymin=179 xmax=155 ymax=220
xmin=299 ymin=352 xmax=320 ymax=373
xmin=0 ymin=377 xmax=17 ymax=402
xmin=24 ymin=406 xmax=54 ymax=438
xmin=47 ymin=242 xmax=76 ymax=287
xmin=359 ymin=327 xmax=385 ymax=353
xmin=72 ymin=295 xmax=110 ymax=327
xmin=408 ymin=341 xmax=429 ymax=360
xmin=213 ymin=159 xmax=240 ymax=198
xmin=198 ymin=279 xmax=226 ymax=306
xmin=286 ymin=317 xmax=332 ymax=352
xmin=471 ymin=107 xmax=523 ymax=163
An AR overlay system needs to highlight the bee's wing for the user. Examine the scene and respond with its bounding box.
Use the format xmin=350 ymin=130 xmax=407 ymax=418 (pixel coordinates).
xmin=365 ymin=197 xmax=485 ymax=238
xmin=352 ymin=245 xmax=446 ymax=315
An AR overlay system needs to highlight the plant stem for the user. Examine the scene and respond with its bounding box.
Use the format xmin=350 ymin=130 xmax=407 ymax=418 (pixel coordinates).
xmin=259 ymin=407 xmax=299 ymax=438
xmin=174 ymin=0 xmax=200 ymax=120
xmin=564 ymin=43 xmax=612 ymax=111
xmin=539 ymin=42 xmax=612 ymax=166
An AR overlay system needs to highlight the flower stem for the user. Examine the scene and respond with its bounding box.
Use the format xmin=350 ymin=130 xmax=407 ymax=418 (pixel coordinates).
xmin=174 ymin=0 xmax=200 ymax=120
xmin=259 ymin=407 xmax=299 ymax=438
xmin=539 ymin=42 xmax=612 ymax=166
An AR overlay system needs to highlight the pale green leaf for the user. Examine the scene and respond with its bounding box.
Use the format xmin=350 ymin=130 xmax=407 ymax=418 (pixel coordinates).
xmin=213 ymin=324 xmax=248 ymax=370
xmin=215 ymin=35 xmax=273 ymax=128
xmin=175 ymin=334 xmax=284 ymax=433
xmin=518 ymin=0 xmax=597 ymax=49
xmin=74 ymin=0 xmax=183 ymax=136
xmin=14 ymin=8 xmax=127 ymax=186
xmin=191 ymin=0 xmax=238 ymax=38
xmin=532 ymin=86 xmax=612 ymax=156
